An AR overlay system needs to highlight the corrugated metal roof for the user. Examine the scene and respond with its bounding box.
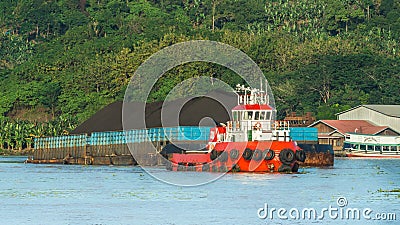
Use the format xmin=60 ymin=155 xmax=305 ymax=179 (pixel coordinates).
xmin=336 ymin=105 xmax=400 ymax=118
xmin=363 ymin=105 xmax=400 ymax=117
xmin=313 ymin=120 xmax=389 ymax=135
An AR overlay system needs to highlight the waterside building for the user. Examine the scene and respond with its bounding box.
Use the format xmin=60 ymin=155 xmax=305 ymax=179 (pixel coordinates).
xmin=337 ymin=105 xmax=400 ymax=133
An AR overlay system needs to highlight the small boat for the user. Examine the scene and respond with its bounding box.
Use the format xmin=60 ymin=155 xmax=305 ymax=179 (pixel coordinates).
xmin=162 ymin=84 xmax=306 ymax=172
xmin=344 ymin=133 xmax=400 ymax=158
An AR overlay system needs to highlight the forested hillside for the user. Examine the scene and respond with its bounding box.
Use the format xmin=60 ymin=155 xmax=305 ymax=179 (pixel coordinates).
xmin=0 ymin=0 xmax=400 ymax=150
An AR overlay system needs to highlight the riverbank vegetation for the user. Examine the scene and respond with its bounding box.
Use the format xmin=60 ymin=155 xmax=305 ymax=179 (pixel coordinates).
xmin=1 ymin=0 xmax=399 ymax=151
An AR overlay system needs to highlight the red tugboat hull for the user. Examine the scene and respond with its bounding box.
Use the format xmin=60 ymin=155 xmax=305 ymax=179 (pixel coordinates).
xmin=168 ymin=141 xmax=304 ymax=173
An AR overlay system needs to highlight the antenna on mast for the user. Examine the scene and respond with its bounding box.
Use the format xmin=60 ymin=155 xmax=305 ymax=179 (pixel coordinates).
xmin=265 ymin=78 xmax=268 ymax=104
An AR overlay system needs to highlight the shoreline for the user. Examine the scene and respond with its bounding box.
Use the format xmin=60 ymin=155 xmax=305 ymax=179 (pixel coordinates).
xmin=0 ymin=149 xmax=33 ymax=156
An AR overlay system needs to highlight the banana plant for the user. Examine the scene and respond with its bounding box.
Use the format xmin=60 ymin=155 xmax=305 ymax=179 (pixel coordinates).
xmin=4 ymin=122 xmax=13 ymax=150
xmin=0 ymin=115 xmax=79 ymax=151
xmin=0 ymin=119 xmax=4 ymax=150
xmin=14 ymin=121 xmax=23 ymax=150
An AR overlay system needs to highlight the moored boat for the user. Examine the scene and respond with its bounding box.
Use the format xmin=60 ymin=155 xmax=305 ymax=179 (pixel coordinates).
xmin=344 ymin=133 xmax=400 ymax=158
xmin=162 ymin=84 xmax=306 ymax=172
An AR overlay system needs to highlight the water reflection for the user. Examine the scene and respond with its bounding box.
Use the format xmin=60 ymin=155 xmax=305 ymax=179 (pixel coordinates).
xmin=0 ymin=157 xmax=398 ymax=225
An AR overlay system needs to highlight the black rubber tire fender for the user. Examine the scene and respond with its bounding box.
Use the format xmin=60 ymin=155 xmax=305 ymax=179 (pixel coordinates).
xmin=292 ymin=162 xmax=299 ymax=172
xmin=202 ymin=163 xmax=210 ymax=172
xmin=211 ymin=164 xmax=218 ymax=172
xmin=219 ymin=165 xmax=228 ymax=172
xmin=278 ymin=164 xmax=292 ymax=173
xmin=279 ymin=149 xmax=295 ymax=165
xmin=231 ymin=164 xmax=240 ymax=172
xmin=252 ymin=149 xmax=263 ymax=161
xmin=230 ymin=149 xmax=239 ymax=160
xmin=219 ymin=151 xmax=228 ymax=162
xmin=263 ymin=149 xmax=275 ymax=160
xmin=177 ymin=163 xmax=186 ymax=171
xmin=210 ymin=149 xmax=218 ymax=160
xmin=165 ymin=161 xmax=173 ymax=171
xmin=295 ymin=150 xmax=306 ymax=162
xmin=187 ymin=163 xmax=196 ymax=171
xmin=243 ymin=148 xmax=253 ymax=160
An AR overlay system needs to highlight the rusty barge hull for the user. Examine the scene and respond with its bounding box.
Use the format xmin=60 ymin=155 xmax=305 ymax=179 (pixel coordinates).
xmin=26 ymin=142 xmax=333 ymax=168
xmin=27 ymin=127 xmax=333 ymax=167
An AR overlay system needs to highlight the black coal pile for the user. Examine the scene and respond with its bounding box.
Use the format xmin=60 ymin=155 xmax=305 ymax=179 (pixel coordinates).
xmin=71 ymin=89 xmax=237 ymax=134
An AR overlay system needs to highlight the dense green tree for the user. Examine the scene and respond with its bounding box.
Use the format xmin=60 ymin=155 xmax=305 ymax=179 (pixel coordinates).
xmin=323 ymin=0 xmax=365 ymax=34
xmin=1 ymin=0 xmax=400 ymax=151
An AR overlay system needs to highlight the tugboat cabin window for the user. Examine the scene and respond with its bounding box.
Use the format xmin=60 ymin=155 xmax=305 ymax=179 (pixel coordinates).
xmin=248 ymin=111 xmax=253 ymax=120
xmin=360 ymin=145 xmax=366 ymax=150
xmin=254 ymin=111 xmax=260 ymax=120
xmin=266 ymin=111 xmax=271 ymax=120
xmin=260 ymin=111 xmax=265 ymax=120
xmin=236 ymin=110 xmax=272 ymax=120
xmin=233 ymin=111 xmax=244 ymax=121
xmin=391 ymin=146 xmax=397 ymax=151
xmin=367 ymin=145 xmax=374 ymax=151
xmin=243 ymin=111 xmax=253 ymax=120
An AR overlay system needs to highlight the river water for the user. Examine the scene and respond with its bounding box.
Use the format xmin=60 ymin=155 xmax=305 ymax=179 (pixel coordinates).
xmin=0 ymin=156 xmax=399 ymax=225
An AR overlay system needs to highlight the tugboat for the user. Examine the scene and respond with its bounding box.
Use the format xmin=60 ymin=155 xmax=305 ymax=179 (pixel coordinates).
xmin=163 ymin=84 xmax=306 ymax=172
